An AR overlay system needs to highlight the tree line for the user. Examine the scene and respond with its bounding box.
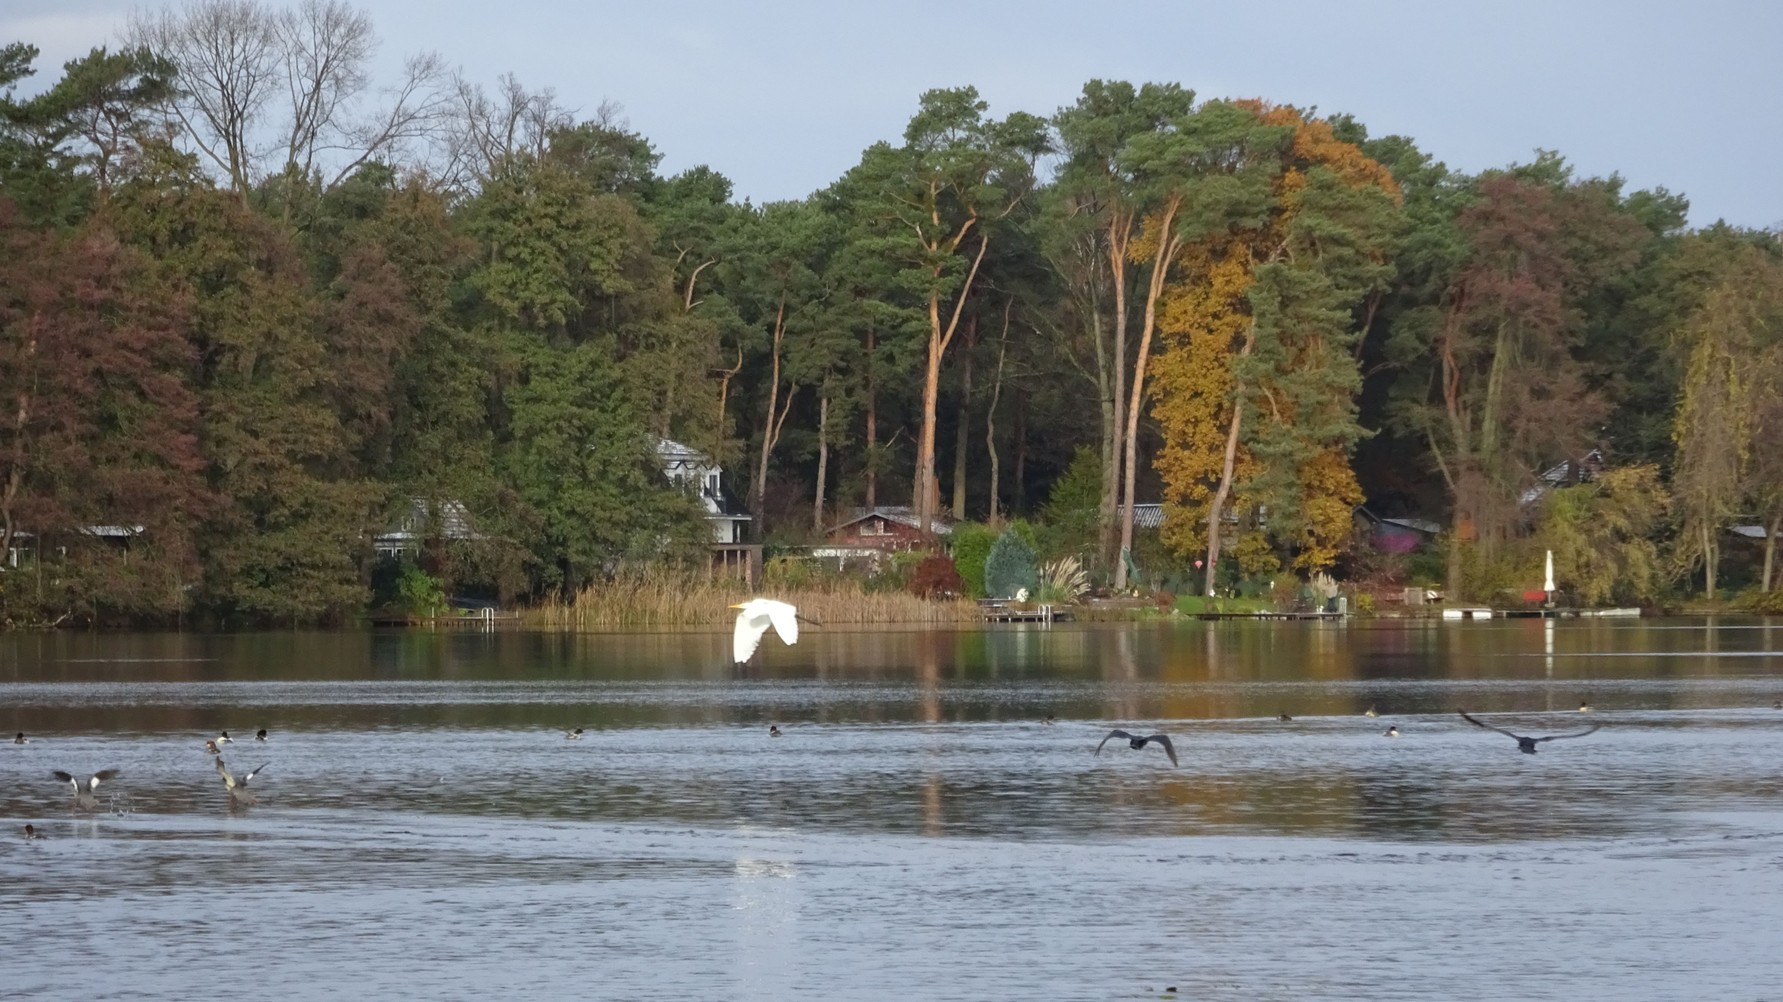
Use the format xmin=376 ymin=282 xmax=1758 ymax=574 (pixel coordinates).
xmin=2 ymin=0 xmax=1780 ymax=626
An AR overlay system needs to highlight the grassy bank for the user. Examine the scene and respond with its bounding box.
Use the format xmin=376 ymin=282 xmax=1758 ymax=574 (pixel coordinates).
xmin=524 ymin=572 xmax=981 ymax=629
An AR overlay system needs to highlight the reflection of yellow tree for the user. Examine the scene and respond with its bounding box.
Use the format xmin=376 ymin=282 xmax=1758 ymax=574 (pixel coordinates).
xmin=1150 ymin=104 xmax=1397 ymax=582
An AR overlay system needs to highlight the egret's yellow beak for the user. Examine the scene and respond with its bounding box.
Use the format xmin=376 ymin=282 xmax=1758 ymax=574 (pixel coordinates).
xmin=728 ymin=603 xmax=745 ymax=609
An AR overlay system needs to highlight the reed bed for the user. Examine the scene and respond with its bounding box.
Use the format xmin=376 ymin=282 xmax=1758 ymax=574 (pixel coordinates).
xmin=524 ymin=571 xmax=980 ymax=629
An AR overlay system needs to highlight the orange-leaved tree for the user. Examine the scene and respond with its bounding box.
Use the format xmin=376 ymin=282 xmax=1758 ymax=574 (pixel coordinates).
xmin=1149 ymin=103 xmax=1401 ymax=593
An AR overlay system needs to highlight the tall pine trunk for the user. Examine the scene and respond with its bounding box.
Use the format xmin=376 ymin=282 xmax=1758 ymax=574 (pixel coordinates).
xmin=951 ymin=318 xmax=975 ymax=519
xmin=1763 ymin=513 xmax=1780 ymax=592
xmin=1116 ymin=203 xmax=1180 ymax=590
xmin=864 ymin=330 xmax=877 ymax=510
xmin=913 ymin=230 xmax=990 ymax=534
xmin=813 ymin=391 xmax=830 ymax=533
xmin=984 ymin=306 xmax=1010 ymax=527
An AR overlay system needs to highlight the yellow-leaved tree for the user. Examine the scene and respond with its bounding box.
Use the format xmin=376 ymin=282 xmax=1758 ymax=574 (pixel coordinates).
xmin=1148 ymin=103 xmax=1400 ymax=592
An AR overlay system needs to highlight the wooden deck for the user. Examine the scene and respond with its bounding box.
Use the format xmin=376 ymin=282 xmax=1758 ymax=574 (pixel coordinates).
xmin=369 ymin=609 xmax=523 ymax=628
xmin=977 ymin=601 xmax=1072 ymax=623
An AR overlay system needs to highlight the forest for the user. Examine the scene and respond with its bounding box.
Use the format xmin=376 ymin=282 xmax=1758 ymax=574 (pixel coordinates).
xmin=3 ymin=0 xmax=1782 ymax=627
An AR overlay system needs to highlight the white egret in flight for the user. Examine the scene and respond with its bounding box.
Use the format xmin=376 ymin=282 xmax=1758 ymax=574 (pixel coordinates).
xmin=730 ymin=598 xmax=803 ymax=664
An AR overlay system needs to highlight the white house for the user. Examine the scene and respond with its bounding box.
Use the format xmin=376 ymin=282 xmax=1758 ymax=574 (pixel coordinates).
xmin=656 ymin=438 xmax=751 ymax=544
xmin=374 ymin=499 xmax=481 ymax=560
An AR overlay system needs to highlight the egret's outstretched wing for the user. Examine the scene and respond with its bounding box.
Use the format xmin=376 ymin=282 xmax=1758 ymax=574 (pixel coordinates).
xmin=1095 ymin=729 xmax=1135 ymax=756
xmin=766 ymin=601 xmax=800 ymax=649
xmin=1146 ymin=734 xmax=1179 ymax=767
xmin=1458 ymin=710 xmax=1523 ymax=740
xmin=733 ymin=607 xmax=769 ymax=664
xmin=1533 ymin=724 xmax=1601 ymax=743
xmin=51 ymin=770 xmax=77 ymax=789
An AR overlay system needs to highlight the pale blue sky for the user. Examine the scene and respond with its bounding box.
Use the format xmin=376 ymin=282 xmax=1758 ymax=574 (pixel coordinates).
xmin=7 ymin=0 xmax=1778 ymax=228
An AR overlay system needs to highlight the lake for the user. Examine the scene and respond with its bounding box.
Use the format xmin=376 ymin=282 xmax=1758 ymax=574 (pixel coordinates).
xmin=3 ymin=618 xmax=1782 ymax=999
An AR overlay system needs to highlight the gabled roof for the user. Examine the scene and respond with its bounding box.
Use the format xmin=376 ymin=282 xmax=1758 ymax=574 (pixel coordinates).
xmin=1357 ymin=507 xmax=1441 ymax=534
xmin=1520 ymin=449 xmax=1605 ymax=505
xmin=831 ymin=506 xmax=954 ymax=535
xmin=377 ymin=499 xmax=481 ymax=542
xmin=701 ymin=480 xmax=752 ymax=520
xmin=1116 ymin=503 xmax=1164 ymax=529
xmin=657 ymin=437 xmax=711 ymax=467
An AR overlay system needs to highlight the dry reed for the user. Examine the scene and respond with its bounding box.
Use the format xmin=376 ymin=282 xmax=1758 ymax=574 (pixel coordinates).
xmin=524 ymin=570 xmax=980 ymax=629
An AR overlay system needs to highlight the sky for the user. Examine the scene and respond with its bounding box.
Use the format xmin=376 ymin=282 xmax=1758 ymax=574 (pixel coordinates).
xmin=6 ymin=0 xmax=1779 ymax=229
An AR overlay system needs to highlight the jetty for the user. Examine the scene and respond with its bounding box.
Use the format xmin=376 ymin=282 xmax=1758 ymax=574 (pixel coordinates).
xmin=977 ymin=601 xmax=1071 ymax=623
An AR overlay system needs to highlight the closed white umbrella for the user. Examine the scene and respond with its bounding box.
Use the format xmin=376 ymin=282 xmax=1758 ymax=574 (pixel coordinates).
xmin=1544 ymin=549 xmax=1556 ymax=594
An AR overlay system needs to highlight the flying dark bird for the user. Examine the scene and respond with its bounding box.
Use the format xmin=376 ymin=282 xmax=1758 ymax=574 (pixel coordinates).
xmin=215 ymin=758 xmax=269 ymax=807
xmin=768 ymin=725 xmax=782 ymax=738
xmin=52 ymin=769 xmax=120 ymax=811
xmin=1383 ymin=725 xmax=1400 ymax=738
xmin=255 ymin=729 xmax=268 ymax=741
xmin=564 ymin=727 xmax=584 ymax=740
xmin=13 ymin=732 xmax=27 ymax=745
xmin=23 ymin=824 xmax=44 ymax=840
xmin=1458 ymin=710 xmax=1600 ymax=754
xmin=1095 ymin=729 xmax=1178 ymax=767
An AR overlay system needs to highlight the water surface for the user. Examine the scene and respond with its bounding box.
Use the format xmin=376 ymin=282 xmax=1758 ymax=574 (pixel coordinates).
xmin=4 ymin=619 xmax=1782 ymax=999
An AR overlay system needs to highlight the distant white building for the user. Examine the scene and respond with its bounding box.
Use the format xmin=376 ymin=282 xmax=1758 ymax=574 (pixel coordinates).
xmin=657 ymin=438 xmax=752 ymax=545
xmin=374 ymin=499 xmax=480 ymax=560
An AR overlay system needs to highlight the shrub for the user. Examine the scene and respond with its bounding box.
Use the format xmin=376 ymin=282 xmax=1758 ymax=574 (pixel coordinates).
xmin=950 ymin=522 xmax=998 ymax=598
xmin=1038 ymin=446 xmax=1103 ymax=559
xmin=398 ymin=566 xmax=447 ymax=617
xmin=985 ymin=527 xmax=1040 ymax=600
xmin=764 ymin=554 xmax=819 ymax=590
xmin=1736 ymin=587 xmax=1783 ymax=615
xmin=910 ymin=554 xmax=966 ymax=598
xmin=1036 ymin=555 xmax=1090 ymax=603
xmin=865 ymin=550 xmax=927 ymax=594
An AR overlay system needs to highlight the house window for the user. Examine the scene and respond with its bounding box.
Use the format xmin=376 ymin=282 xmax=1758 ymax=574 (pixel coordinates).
xmin=862 ymin=519 xmax=887 ymax=537
xmin=707 ymin=471 xmax=720 ymax=495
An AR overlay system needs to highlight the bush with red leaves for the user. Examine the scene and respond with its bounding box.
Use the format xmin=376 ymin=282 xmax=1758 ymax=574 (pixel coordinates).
xmin=910 ymin=554 xmax=965 ymax=599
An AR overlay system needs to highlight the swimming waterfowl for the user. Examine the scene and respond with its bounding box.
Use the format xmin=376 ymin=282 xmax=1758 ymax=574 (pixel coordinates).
xmin=1094 ymin=729 xmax=1179 ymax=767
xmin=1578 ymin=700 xmax=1593 ymax=713
xmin=768 ymin=725 xmax=782 ymax=737
xmin=215 ymin=731 xmax=235 ymax=744
xmin=203 ymin=740 xmax=221 ymax=755
xmin=255 ymin=729 xmax=268 ymax=741
xmin=1384 ymin=725 xmax=1400 ymax=737
xmin=1458 ymin=710 xmax=1600 ymax=754
xmin=23 ymin=824 xmax=43 ymax=840
xmin=13 ymin=732 xmax=27 ymax=744
xmin=214 ymin=758 xmax=269 ymax=807
xmin=1364 ymin=707 xmax=1378 ymax=718
xmin=52 ymin=769 xmax=120 ymax=811
xmin=1042 ymin=714 xmax=1056 ymax=726
xmin=564 ymin=728 xmax=584 ymax=740
xmin=1277 ymin=713 xmax=1293 ymax=722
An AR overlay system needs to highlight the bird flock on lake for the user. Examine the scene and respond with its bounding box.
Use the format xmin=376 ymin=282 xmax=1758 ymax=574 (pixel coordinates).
xmin=10 ymin=597 xmax=1778 ymax=838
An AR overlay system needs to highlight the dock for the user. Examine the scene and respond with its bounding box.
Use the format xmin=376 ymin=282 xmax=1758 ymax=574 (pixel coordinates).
xmin=978 ymin=601 xmax=1071 ymax=623
xmin=369 ymin=608 xmax=523 ymax=628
